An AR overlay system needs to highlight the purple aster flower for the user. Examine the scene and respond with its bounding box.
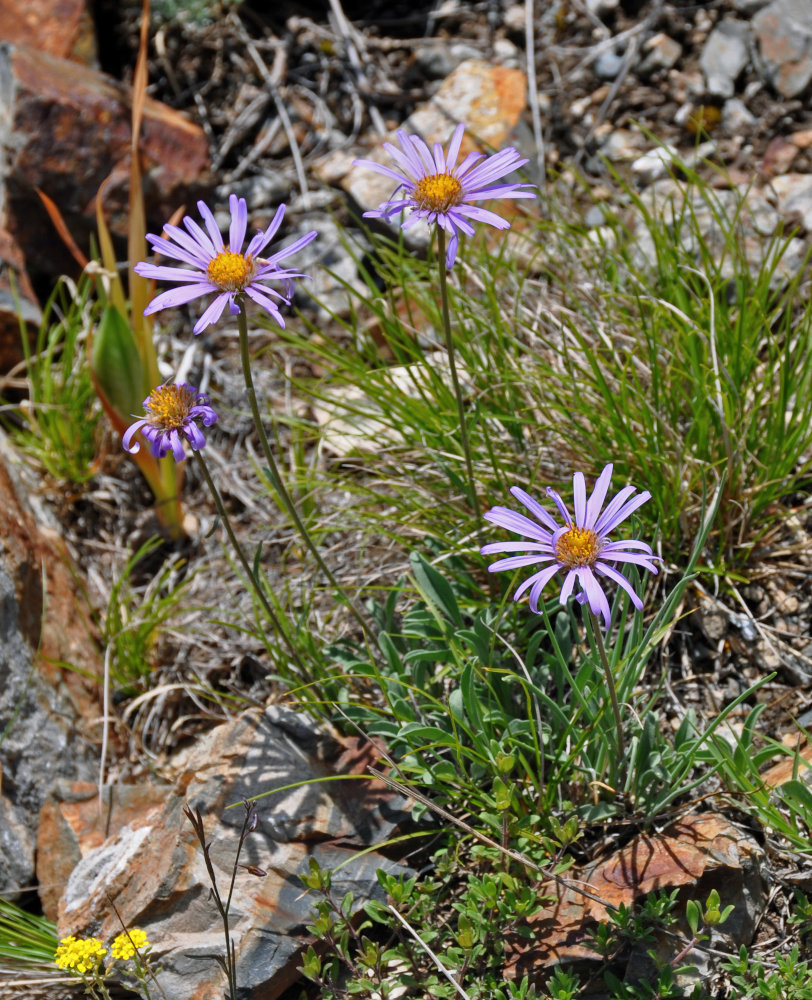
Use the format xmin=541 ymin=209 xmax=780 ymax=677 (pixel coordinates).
xmin=353 ymin=121 xmax=537 ymax=268
xmin=122 ymin=383 xmax=218 ymax=462
xmin=481 ymin=464 xmax=660 ymax=629
xmin=134 ymin=195 xmax=318 ymax=334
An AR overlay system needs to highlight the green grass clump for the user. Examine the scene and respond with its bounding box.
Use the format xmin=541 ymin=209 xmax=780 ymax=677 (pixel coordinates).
xmin=269 ymin=163 xmax=811 ymax=584
xmin=2 ymin=276 xmax=101 ymax=483
xmin=0 ymin=897 xmax=57 ymax=968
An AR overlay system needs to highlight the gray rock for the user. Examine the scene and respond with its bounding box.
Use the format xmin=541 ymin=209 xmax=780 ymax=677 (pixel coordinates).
xmin=414 ymin=42 xmax=482 ymax=80
xmin=723 ymin=97 xmax=757 ymax=135
xmin=0 ymin=433 xmax=97 ymax=899
xmin=58 ymin=707 xmax=413 ymax=1000
xmin=631 ymin=145 xmax=678 ymax=184
xmin=732 ymin=0 xmax=770 ymax=11
xmin=638 ymin=33 xmax=683 ymax=75
xmin=767 ymin=172 xmax=812 ymax=231
xmin=292 ymin=213 xmax=370 ymax=321
xmin=585 ymin=0 xmax=618 ymax=16
xmin=700 ymin=19 xmax=751 ymax=98
xmin=594 ymin=48 xmax=625 ymax=81
xmin=753 ymin=0 xmax=812 ymax=98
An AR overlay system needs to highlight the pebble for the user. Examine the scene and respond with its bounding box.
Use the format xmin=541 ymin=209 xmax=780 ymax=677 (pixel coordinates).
xmin=600 ymin=127 xmax=646 ymax=161
xmin=414 ymin=42 xmax=482 ymax=80
xmin=594 ymin=48 xmax=625 ymax=80
xmin=638 ymin=33 xmax=683 ymax=75
xmin=753 ymin=0 xmax=812 ymax=98
xmin=700 ymin=19 xmax=750 ymax=98
xmin=723 ymin=97 xmax=756 ymax=135
xmin=631 ymin=145 xmax=679 ymax=184
xmin=731 ymin=0 xmax=770 ymax=11
xmin=584 ymin=0 xmax=619 ymax=16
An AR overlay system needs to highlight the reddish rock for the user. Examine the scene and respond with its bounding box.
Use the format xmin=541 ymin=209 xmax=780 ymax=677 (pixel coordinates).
xmin=0 ymin=0 xmax=97 ymax=64
xmin=506 ymin=814 xmax=767 ymax=988
xmin=327 ymin=59 xmax=530 ymax=220
xmin=57 ymin=708 xmax=411 ymax=1000
xmin=38 ymin=781 xmax=167 ymax=921
xmin=0 ymin=43 xmax=209 ymax=275
xmin=753 ymin=0 xmax=812 ymax=98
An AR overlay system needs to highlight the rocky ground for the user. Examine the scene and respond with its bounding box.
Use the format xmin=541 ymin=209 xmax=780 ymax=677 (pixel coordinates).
xmin=2 ymin=0 xmax=812 ymax=997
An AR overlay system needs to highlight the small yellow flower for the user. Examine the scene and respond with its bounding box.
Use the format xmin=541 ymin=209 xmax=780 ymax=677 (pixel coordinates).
xmin=55 ymin=935 xmax=107 ymax=974
xmin=111 ymin=928 xmax=150 ymax=962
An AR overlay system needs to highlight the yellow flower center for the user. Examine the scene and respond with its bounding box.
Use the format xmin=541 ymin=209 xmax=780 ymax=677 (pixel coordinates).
xmin=145 ymin=384 xmax=196 ymax=429
xmin=555 ymin=527 xmax=602 ymax=568
xmin=412 ymin=173 xmax=463 ymax=212
xmin=206 ymin=249 xmax=255 ymax=290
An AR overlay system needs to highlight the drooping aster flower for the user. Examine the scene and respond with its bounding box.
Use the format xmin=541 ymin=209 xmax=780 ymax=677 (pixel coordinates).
xmin=481 ymin=464 xmax=660 ymax=629
xmin=134 ymin=195 xmax=317 ymax=334
xmin=353 ymin=121 xmax=537 ymax=268
xmin=122 ymin=383 xmax=218 ymax=462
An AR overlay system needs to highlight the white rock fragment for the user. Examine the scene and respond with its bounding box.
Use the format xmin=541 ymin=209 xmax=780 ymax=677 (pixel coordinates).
xmin=700 ymin=19 xmax=751 ymax=97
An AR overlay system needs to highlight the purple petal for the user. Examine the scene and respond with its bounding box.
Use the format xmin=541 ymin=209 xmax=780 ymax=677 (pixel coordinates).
xmin=572 ymin=471 xmax=587 ymax=527
xmin=446 ymin=122 xmax=465 ymax=169
xmin=122 ymin=418 xmax=148 ymax=453
xmin=185 ymin=422 xmax=206 ymax=451
xmin=546 ymin=487 xmax=573 ymax=527
xmin=585 ymin=464 xmax=613 ymax=529
xmin=452 ymin=205 xmax=511 ymax=229
xmin=484 ymin=506 xmax=554 ymax=542
xmin=244 ymin=284 xmax=285 ymax=326
xmin=513 ymin=563 xmax=561 ymax=603
xmin=595 ymin=490 xmax=651 ymax=535
xmin=265 ymin=230 xmax=319 ymax=268
xmin=480 ymin=540 xmax=553 ymax=556
xmin=167 ymin=428 xmax=186 ymax=461
xmin=590 ymin=485 xmax=636 ymax=534
xmin=245 ymin=204 xmax=286 ymax=257
xmin=487 ymin=553 xmax=555 ymax=573
xmin=444 ymin=211 xmax=476 ymax=237
xmin=135 ymin=264 xmax=214 ymax=284
xmin=509 ymin=486 xmax=560 ymax=533
xmin=445 ymin=230 xmax=459 ymax=268
xmin=229 ymin=194 xmax=248 ymax=253
xmin=192 ymin=292 xmax=231 ymax=334
xmin=595 ymin=562 xmax=644 ymax=610
xmin=577 ymin=568 xmax=612 ymax=629
xmin=164 ymin=222 xmax=216 ymax=265
xmin=143 ymin=282 xmax=216 ymax=315
xmin=197 ymin=201 xmax=225 ymax=254
xmin=143 ymin=233 xmax=209 ymax=269
xmin=528 ymin=565 xmax=563 ymax=613
xmin=462 ymin=183 xmax=537 ymax=201
xmin=559 ymin=569 xmax=577 ymax=604
xmin=181 ymin=216 xmax=218 ymax=259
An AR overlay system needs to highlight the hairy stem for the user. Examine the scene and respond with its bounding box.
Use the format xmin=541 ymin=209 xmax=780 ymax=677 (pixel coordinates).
xmin=437 ymin=230 xmax=481 ymax=524
xmin=587 ymin=608 xmax=626 ymax=765
xmin=235 ymin=304 xmax=376 ymax=639
xmin=195 ymin=450 xmax=308 ymax=677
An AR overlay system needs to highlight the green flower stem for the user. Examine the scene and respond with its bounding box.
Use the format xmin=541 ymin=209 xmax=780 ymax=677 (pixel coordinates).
xmin=587 ymin=608 xmax=626 ymax=766
xmin=235 ymin=305 xmax=376 ymax=640
xmin=195 ymin=450 xmax=308 ymax=676
xmin=437 ymin=230 xmax=481 ymax=524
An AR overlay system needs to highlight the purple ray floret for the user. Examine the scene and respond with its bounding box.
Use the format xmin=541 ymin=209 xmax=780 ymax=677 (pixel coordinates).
xmin=353 ymin=121 xmax=536 ymax=268
xmin=134 ymin=194 xmax=318 ymax=334
xmin=122 ymin=383 xmax=218 ymax=462
xmin=481 ymin=464 xmax=660 ymax=629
